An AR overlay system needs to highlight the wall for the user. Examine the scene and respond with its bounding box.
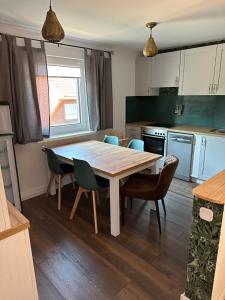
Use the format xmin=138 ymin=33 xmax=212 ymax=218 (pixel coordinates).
xmin=126 ymin=95 xmax=225 ymax=128
xmin=1 ymin=23 xmax=137 ymax=200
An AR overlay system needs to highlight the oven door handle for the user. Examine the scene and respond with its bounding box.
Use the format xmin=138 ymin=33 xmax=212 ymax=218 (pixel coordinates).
xmin=142 ymin=134 xmax=166 ymax=140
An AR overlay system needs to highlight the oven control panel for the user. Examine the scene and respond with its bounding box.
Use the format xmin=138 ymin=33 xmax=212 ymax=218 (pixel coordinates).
xmin=142 ymin=127 xmax=167 ymax=137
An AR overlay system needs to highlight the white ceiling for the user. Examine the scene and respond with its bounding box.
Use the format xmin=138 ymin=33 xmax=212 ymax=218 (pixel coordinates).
xmin=0 ymin=0 xmax=225 ymax=50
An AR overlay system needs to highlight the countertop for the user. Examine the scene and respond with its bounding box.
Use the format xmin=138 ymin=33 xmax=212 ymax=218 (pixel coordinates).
xmin=126 ymin=122 xmax=225 ymax=138
xmin=193 ymin=169 xmax=225 ymax=204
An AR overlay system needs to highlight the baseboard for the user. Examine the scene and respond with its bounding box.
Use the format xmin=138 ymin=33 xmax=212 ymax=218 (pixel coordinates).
xmin=21 ymin=185 xmax=47 ymax=201
xmin=180 ymin=293 xmax=190 ymax=300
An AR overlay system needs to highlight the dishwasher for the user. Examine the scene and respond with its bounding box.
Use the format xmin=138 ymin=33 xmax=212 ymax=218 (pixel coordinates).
xmin=167 ymin=132 xmax=194 ymax=181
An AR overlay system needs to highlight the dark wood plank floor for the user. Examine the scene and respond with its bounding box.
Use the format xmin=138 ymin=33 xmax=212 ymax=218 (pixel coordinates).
xmin=23 ymin=178 xmax=195 ymax=300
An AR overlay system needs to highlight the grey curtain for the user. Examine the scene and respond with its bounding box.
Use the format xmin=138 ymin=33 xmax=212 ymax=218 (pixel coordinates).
xmin=84 ymin=49 xmax=113 ymax=131
xmin=0 ymin=34 xmax=50 ymax=143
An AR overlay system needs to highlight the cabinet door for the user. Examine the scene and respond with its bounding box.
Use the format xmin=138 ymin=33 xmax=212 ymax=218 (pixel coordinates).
xmin=215 ymin=44 xmax=225 ymax=95
xmin=198 ymin=136 xmax=225 ymax=180
xmin=135 ymin=57 xmax=152 ymax=96
xmin=151 ymin=51 xmax=181 ymax=88
xmin=179 ymin=45 xmax=218 ymax=95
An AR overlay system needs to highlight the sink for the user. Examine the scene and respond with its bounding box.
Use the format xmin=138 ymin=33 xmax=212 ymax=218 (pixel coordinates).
xmin=209 ymin=128 xmax=218 ymax=132
xmin=209 ymin=128 xmax=225 ymax=134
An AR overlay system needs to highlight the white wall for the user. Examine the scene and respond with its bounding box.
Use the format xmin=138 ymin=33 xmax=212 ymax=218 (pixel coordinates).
xmin=0 ymin=23 xmax=137 ymax=200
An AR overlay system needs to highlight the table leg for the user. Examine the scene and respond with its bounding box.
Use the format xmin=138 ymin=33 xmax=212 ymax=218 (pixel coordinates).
xmin=109 ymin=177 xmax=120 ymax=237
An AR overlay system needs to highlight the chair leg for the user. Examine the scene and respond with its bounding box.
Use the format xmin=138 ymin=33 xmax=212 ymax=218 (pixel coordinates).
xmin=130 ymin=197 xmax=133 ymax=209
xmin=92 ymin=191 xmax=98 ymax=234
xmin=46 ymin=173 xmax=54 ymax=196
xmin=121 ymin=195 xmax=125 ymax=225
xmin=161 ymin=198 xmax=166 ymax=216
xmin=155 ymin=200 xmax=161 ymax=234
xmin=69 ymin=174 xmax=76 ymax=190
xmin=69 ymin=187 xmax=83 ymax=219
xmin=57 ymin=175 xmax=62 ymax=211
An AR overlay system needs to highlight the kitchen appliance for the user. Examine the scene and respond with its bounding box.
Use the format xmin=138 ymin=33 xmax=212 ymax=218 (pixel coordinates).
xmin=0 ymin=104 xmax=21 ymax=210
xmin=167 ymin=131 xmax=194 ymax=181
xmin=142 ymin=123 xmax=174 ymax=167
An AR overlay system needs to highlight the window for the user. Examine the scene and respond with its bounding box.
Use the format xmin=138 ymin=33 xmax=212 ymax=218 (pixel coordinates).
xmin=47 ymin=60 xmax=89 ymax=136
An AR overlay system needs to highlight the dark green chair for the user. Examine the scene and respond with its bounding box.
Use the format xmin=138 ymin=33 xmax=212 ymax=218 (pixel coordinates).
xmin=103 ymin=135 xmax=119 ymax=145
xmin=69 ymin=158 xmax=109 ymax=234
xmin=44 ymin=148 xmax=75 ymax=210
xmin=128 ymin=139 xmax=144 ymax=151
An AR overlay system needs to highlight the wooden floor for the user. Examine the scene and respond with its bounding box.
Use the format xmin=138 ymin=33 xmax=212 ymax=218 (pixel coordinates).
xmin=23 ymin=178 xmax=195 ymax=300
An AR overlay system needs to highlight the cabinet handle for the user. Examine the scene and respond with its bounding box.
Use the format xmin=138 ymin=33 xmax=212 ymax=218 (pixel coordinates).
xmin=201 ymin=137 xmax=206 ymax=146
xmin=208 ymin=84 xmax=211 ymax=94
xmin=175 ymin=76 xmax=179 ymax=86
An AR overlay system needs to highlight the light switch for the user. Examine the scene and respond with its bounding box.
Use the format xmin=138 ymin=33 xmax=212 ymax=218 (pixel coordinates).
xmin=199 ymin=207 xmax=214 ymax=222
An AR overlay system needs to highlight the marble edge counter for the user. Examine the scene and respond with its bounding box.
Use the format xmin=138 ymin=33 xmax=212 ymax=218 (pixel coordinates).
xmin=193 ymin=169 xmax=225 ymax=205
xmin=126 ymin=122 xmax=225 ymax=138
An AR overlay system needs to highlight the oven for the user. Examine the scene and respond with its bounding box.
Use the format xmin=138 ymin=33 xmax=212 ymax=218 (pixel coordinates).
xmin=142 ymin=127 xmax=168 ymax=161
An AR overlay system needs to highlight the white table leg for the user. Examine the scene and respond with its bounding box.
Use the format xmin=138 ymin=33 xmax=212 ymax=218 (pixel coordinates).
xmin=109 ymin=177 xmax=120 ymax=237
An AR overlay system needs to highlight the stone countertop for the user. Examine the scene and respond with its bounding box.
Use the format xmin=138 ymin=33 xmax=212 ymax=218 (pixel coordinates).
xmin=126 ymin=122 xmax=225 ymax=138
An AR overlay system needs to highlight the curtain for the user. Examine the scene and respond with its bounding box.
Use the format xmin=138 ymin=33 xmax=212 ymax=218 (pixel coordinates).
xmin=84 ymin=49 xmax=113 ymax=131
xmin=0 ymin=34 xmax=50 ymax=143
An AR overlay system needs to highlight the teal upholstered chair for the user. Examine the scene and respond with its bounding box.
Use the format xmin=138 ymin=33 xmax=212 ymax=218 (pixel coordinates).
xmin=103 ymin=135 xmax=119 ymax=145
xmin=128 ymin=139 xmax=144 ymax=151
xmin=69 ymin=159 xmax=109 ymax=234
xmin=44 ymin=148 xmax=75 ymax=211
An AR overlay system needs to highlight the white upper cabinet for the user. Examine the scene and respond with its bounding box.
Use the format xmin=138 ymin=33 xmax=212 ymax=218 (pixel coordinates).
xmin=179 ymin=45 xmax=218 ymax=95
xmin=151 ymin=51 xmax=181 ymax=88
xmin=135 ymin=57 xmax=158 ymax=96
xmin=215 ymin=44 xmax=225 ymax=95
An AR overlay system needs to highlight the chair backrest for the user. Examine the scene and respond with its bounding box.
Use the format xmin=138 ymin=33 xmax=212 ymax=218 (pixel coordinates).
xmin=44 ymin=148 xmax=62 ymax=175
xmin=73 ymin=159 xmax=98 ymax=191
xmin=157 ymin=155 xmax=179 ymax=199
xmin=103 ymin=135 xmax=119 ymax=145
xmin=128 ymin=139 xmax=144 ymax=151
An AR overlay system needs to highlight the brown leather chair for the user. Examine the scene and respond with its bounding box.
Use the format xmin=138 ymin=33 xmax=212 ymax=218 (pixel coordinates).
xmin=120 ymin=155 xmax=179 ymax=234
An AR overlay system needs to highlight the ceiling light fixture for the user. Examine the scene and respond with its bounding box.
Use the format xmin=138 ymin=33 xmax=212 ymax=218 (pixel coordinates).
xmin=143 ymin=22 xmax=158 ymax=57
xmin=42 ymin=0 xmax=65 ymax=43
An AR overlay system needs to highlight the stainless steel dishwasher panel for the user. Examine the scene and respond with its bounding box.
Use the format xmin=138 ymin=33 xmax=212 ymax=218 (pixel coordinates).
xmin=167 ymin=132 xmax=194 ymax=181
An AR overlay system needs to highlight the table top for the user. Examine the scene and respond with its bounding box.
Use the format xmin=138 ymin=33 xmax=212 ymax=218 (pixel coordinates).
xmin=193 ymin=170 xmax=225 ymax=205
xmin=52 ymin=140 xmax=161 ymax=177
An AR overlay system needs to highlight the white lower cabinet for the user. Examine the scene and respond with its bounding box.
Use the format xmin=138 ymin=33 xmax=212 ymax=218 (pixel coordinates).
xmin=197 ymin=135 xmax=225 ymax=180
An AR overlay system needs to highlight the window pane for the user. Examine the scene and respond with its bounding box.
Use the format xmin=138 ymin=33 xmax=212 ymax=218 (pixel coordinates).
xmin=48 ymin=66 xmax=81 ymax=126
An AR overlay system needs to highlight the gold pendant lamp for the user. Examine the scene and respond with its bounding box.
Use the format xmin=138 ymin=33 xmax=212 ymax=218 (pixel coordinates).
xmin=143 ymin=22 xmax=158 ymax=57
xmin=42 ymin=0 xmax=65 ymax=43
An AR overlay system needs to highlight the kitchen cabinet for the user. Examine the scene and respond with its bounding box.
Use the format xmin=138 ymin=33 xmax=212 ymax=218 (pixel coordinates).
xmin=135 ymin=57 xmax=158 ymax=96
xmin=126 ymin=125 xmax=142 ymax=139
xmin=198 ymin=135 xmax=225 ymax=180
xmin=215 ymin=44 xmax=225 ymax=95
xmin=179 ymin=45 xmax=219 ymax=95
xmin=151 ymin=51 xmax=181 ymax=88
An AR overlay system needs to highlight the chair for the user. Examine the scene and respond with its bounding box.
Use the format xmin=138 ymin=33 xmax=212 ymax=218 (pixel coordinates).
xmin=128 ymin=139 xmax=144 ymax=151
xmin=120 ymin=155 xmax=179 ymax=234
xmin=69 ymin=159 xmax=109 ymax=234
xmin=44 ymin=148 xmax=75 ymax=211
xmin=103 ymin=135 xmax=119 ymax=145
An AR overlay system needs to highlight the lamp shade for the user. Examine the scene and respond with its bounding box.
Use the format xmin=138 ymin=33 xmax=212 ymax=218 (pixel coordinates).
xmin=42 ymin=7 xmax=65 ymax=42
xmin=143 ymin=36 xmax=158 ymax=57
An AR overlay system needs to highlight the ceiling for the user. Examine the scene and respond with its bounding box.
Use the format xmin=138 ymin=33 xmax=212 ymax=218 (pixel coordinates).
xmin=0 ymin=0 xmax=225 ymax=50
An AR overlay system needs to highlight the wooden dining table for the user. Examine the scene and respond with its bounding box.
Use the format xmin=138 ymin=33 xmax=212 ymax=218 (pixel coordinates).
xmin=52 ymin=140 xmax=161 ymax=237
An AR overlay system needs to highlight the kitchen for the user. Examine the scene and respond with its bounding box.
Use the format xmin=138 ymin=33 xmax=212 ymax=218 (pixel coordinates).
xmin=126 ymin=43 xmax=225 ymax=183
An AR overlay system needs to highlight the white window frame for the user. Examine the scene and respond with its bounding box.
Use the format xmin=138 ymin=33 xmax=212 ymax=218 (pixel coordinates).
xmin=47 ymin=56 xmax=90 ymax=136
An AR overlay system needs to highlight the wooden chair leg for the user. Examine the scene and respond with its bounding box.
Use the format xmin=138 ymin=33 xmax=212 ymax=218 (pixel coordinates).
xmin=46 ymin=173 xmax=54 ymax=196
xmin=161 ymin=198 xmax=166 ymax=216
xmin=69 ymin=174 xmax=76 ymax=190
xmin=155 ymin=200 xmax=161 ymax=234
xmin=92 ymin=191 xmax=98 ymax=234
xmin=69 ymin=187 xmax=83 ymax=219
xmin=57 ymin=175 xmax=62 ymax=211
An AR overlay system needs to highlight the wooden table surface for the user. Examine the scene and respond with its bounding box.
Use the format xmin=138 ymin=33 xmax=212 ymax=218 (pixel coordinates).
xmin=193 ymin=169 xmax=225 ymax=204
xmin=53 ymin=140 xmax=161 ymax=177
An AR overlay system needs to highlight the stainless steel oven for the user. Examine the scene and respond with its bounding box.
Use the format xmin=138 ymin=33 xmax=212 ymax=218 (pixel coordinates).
xmin=142 ymin=128 xmax=167 ymax=159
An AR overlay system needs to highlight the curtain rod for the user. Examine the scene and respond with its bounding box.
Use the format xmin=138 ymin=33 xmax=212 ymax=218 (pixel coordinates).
xmin=0 ymin=32 xmax=113 ymax=54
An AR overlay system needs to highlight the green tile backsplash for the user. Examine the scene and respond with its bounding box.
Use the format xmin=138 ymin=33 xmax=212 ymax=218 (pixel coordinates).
xmin=126 ymin=96 xmax=225 ymax=128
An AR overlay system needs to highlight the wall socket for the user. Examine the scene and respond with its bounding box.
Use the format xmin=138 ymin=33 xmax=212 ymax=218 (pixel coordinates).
xmin=174 ymin=104 xmax=184 ymax=115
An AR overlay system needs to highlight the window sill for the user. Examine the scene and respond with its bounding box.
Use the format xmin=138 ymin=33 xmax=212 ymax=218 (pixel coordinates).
xmin=39 ymin=130 xmax=96 ymax=144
